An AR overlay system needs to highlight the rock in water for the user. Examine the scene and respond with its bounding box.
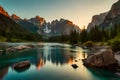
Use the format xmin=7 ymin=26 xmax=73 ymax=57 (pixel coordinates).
xmin=82 ymin=49 xmax=117 ymax=68
xmin=71 ymin=64 xmax=78 ymax=69
xmin=12 ymin=61 xmax=31 ymax=73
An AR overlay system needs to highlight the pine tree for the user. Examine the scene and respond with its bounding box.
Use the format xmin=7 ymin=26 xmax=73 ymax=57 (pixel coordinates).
xmin=110 ymin=24 xmax=118 ymax=39
xmin=80 ymin=26 xmax=88 ymax=43
xmin=70 ymin=30 xmax=79 ymax=44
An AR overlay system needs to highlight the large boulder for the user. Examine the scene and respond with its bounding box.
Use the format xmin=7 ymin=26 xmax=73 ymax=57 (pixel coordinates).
xmin=82 ymin=49 xmax=117 ymax=68
xmin=12 ymin=61 xmax=31 ymax=73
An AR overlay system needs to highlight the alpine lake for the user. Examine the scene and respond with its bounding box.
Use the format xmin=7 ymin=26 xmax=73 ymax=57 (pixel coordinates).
xmin=0 ymin=43 xmax=120 ymax=80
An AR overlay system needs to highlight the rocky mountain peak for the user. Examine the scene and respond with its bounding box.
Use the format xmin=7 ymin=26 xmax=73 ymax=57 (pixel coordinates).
xmin=11 ymin=14 xmax=21 ymax=20
xmin=100 ymin=0 xmax=120 ymax=27
xmin=108 ymin=0 xmax=120 ymax=18
xmin=36 ymin=16 xmax=45 ymax=23
xmin=60 ymin=18 xmax=65 ymax=22
xmin=29 ymin=16 xmax=45 ymax=26
xmin=66 ymin=20 xmax=73 ymax=25
xmin=87 ymin=12 xmax=108 ymax=30
xmin=50 ymin=18 xmax=81 ymax=35
xmin=11 ymin=14 xmax=22 ymax=23
xmin=87 ymin=0 xmax=120 ymax=29
xmin=0 ymin=5 xmax=10 ymax=18
xmin=35 ymin=15 xmax=41 ymax=19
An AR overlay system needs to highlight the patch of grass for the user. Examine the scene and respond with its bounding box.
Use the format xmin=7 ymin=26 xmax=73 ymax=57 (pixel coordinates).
xmin=83 ymin=41 xmax=94 ymax=47
xmin=0 ymin=36 xmax=29 ymax=42
xmin=0 ymin=36 xmax=7 ymax=42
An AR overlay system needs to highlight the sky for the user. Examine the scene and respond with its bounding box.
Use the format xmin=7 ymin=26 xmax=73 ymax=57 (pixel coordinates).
xmin=0 ymin=0 xmax=118 ymax=29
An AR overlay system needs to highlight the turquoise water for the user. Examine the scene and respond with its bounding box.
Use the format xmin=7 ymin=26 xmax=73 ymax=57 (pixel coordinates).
xmin=0 ymin=43 xmax=120 ymax=80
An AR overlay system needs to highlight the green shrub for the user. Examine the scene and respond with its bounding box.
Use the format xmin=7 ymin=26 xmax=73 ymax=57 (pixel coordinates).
xmin=108 ymin=36 xmax=120 ymax=52
xmin=83 ymin=41 xmax=94 ymax=47
xmin=0 ymin=36 xmax=7 ymax=42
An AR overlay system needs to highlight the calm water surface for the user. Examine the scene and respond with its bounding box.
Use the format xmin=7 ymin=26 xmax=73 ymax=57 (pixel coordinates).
xmin=0 ymin=43 xmax=120 ymax=80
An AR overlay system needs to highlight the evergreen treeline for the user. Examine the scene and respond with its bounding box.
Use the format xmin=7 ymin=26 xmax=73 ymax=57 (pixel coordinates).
xmin=47 ymin=24 xmax=120 ymax=45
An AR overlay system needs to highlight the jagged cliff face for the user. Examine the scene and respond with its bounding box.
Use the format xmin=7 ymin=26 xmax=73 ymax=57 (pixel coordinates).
xmin=0 ymin=6 xmax=10 ymax=18
xmin=101 ymin=0 xmax=120 ymax=27
xmin=50 ymin=19 xmax=81 ymax=35
xmin=87 ymin=0 xmax=120 ymax=30
xmin=108 ymin=0 xmax=120 ymax=19
xmin=28 ymin=16 xmax=46 ymax=27
xmin=87 ymin=12 xmax=108 ymax=30
xmin=11 ymin=14 xmax=81 ymax=36
xmin=37 ymin=18 xmax=81 ymax=36
xmin=11 ymin=14 xmax=22 ymax=23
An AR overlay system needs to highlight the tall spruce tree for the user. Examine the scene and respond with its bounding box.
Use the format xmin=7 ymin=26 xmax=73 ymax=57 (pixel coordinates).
xmin=80 ymin=26 xmax=88 ymax=43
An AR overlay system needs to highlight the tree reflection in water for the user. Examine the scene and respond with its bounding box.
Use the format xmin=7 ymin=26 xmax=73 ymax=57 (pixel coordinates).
xmin=0 ymin=43 xmax=85 ymax=78
xmin=36 ymin=44 xmax=75 ymax=66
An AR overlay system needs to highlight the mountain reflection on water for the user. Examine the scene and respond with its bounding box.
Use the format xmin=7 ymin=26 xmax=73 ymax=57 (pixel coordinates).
xmin=0 ymin=43 xmax=120 ymax=80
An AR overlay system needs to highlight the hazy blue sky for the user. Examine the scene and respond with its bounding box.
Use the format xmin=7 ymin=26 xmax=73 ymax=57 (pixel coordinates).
xmin=0 ymin=0 xmax=118 ymax=28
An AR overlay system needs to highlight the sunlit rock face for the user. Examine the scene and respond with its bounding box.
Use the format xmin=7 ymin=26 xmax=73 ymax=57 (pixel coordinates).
xmin=0 ymin=6 xmax=10 ymax=18
xmin=87 ymin=12 xmax=108 ymax=31
xmin=100 ymin=0 xmax=120 ymax=27
xmin=50 ymin=18 xmax=81 ymax=35
xmin=11 ymin=14 xmax=22 ymax=23
xmin=37 ymin=18 xmax=81 ymax=36
xmin=28 ymin=16 xmax=46 ymax=27
xmin=87 ymin=0 xmax=120 ymax=30
xmin=107 ymin=0 xmax=120 ymax=19
xmin=11 ymin=15 xmax=81 ymax=36
xmin=83 ymin=49 xmax=117 ymax=68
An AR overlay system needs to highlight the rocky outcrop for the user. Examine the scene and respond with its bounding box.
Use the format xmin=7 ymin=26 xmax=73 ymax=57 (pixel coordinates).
xmin=0 ymin=5 xmax=10 ymax=18
xmin=87 ymin=12 xmax=108 ymax=31
xmin=87 ymin=0 xmax=120 ymax=30
xmin=13 ymin=61 xmax=31 ymax=72
xmin=11 ymin=14 xmax=22 ymax=23
xmin=82 ymin=49 xmax=117 ymax=68
xmin=28 ymin=16 xmax=45 ymax=27
xmin=32 ymin=18 xmax=81 ymax=36
xmin=6 ymin=44 xmax=35 ymax=52
xmin=50 ymin=18 xmax=81 ymax=35
xmin=100 ymin=0 xmax=120 ymax=27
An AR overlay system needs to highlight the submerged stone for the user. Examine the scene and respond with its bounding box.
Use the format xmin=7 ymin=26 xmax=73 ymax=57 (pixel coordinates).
xmin=71 ymin=64 xmax=78 ymax=69
xmin=12 ymin=61 xmax=31 ymax=73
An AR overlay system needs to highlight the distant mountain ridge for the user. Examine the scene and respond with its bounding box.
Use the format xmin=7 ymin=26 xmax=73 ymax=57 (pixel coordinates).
xmin=0 ymin=5 xmax=81 ymax=39
xmin=0 ymin=6 xmax=41 ymax=41
xmin=50 ymin=18 xmax=80 ymax=35
xmin=11 ymin=14 xmax=22 ymax=23
xmin=11 ymin=14 xmax=81 ymax=36
xmin=11 ymin=14 xmax=39 ymax=33
xmin=28 ymin=16 xmax=45 ymax=27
